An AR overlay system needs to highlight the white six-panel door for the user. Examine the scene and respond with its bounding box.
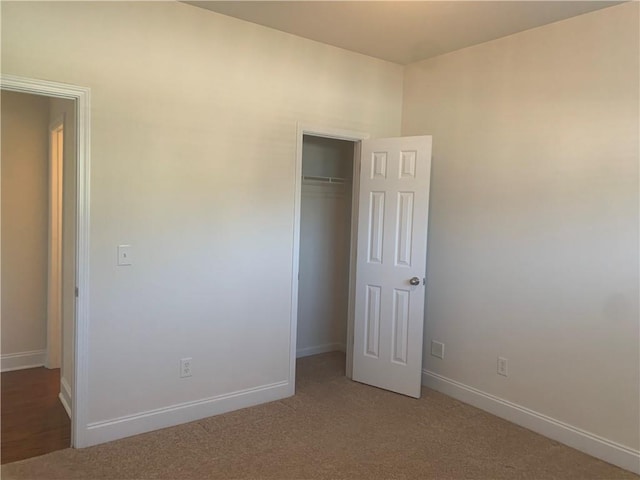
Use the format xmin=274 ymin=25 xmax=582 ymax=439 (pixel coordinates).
xmin=352 ymin=136 xmax=432 ymax=398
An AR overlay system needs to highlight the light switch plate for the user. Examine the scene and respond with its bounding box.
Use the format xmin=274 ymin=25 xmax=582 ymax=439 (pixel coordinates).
xmin=117 ymin=245 xmax=132 ymax=266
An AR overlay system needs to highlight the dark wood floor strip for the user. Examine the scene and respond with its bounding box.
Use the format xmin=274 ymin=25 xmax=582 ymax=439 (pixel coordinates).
xmin=1 ymin=367 xmax=70 ymax=464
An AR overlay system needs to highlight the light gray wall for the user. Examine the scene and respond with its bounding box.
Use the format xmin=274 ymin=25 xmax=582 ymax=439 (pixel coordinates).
xmin=1 ymin=91 xmax=50 ymax=358
xmin=1 ymin=0 xmax=403 ymax=442
xmin=297 ymin=137 xmax=354 ymax=356
xmin=402 ymin=2 xmax=639 ymax=450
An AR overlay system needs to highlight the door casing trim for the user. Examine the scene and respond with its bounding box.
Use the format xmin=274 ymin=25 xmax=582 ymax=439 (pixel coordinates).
xmin=290 ymin=123 xmax=369 ymax=393
xmin=46 ymin=114 xmax=64 ymax=369
xmin=1 ymin=74 xmax=91 ymax=448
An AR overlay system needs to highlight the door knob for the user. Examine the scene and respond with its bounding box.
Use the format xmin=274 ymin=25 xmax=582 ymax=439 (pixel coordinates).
xmin=409 ymin=277 xmax=420 ymax=286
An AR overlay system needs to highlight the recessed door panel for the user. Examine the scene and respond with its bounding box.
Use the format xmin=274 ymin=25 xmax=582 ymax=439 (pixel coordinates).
xmin=395 ymin=192 xmax=414 ymax=267
xmin=368 ymin=192 xmax=385 ymax=264
xmin=364 ymin=285 xmax=381 ymax=358
xmin=392 ymin=289 xmax=410 ymax=365
xmin=399 ymin=150 xmax=416 ymax=179
xmin=371 ymin=152 xmax=387 ymax=179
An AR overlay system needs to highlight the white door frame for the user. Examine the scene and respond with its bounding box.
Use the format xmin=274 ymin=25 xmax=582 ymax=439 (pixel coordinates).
xmin=289 ymin=123 xmax=369 ymax=393
xmin=46 ymin=115 xmax=65 ymax=369
xmin=1 ymin=74 xmax=91 ymax=448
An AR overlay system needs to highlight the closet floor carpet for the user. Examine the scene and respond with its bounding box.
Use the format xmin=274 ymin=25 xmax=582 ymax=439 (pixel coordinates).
xmin=2 ymin=352 xmax=636 ymax=479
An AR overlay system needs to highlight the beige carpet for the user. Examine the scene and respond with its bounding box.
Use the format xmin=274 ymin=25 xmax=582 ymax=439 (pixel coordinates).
xmin=2 ymin=352 xmax=637 ymax=480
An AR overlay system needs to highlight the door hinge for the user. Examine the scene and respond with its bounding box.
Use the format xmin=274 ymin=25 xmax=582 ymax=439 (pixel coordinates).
xmin=75 ymin=287 xmax=79 ymax=297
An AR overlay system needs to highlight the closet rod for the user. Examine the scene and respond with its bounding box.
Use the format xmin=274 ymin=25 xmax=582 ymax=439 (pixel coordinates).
xmin=302 ymin=175 xmax=350 ymax=184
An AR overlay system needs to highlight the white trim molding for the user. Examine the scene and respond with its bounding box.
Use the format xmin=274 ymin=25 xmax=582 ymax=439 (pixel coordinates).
xmin=422 ymin=369 xmax=640 ymax=475
xmin=1 ymin=350 xmax=46 ymax=372
xmin=59 ymin=377 xmax=72 ymax=418
xmin=84 ymin=381 xmax=289 ymax=446
xmin=46 ymin=114 xmax=65 ymax=370
xmin=296 ymin=343 xmax=346 ymax=358
xmin=1 ymin=74 xmax=91 ymax=449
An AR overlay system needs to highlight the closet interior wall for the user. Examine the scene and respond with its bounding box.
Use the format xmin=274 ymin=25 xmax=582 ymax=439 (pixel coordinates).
xmin=297 ymin=135 xmax=355 ymax=358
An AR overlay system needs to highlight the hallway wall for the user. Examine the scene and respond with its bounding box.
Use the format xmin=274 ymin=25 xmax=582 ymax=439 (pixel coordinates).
xmin=1 ymin=91 xmax=50 ymax=370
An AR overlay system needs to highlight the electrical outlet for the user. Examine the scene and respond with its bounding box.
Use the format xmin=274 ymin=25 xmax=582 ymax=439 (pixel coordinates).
xmin=180 ymin=358 xmax=192 ymax=378
xmin=431 ymin=340 xmax=445 ymax=359
xmin=497 ymin=356 xmax=508 ymax=377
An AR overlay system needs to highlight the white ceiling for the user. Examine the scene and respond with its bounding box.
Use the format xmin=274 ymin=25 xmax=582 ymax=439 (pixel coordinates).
xmin=186 ymin=1 xmax=621 ymax=64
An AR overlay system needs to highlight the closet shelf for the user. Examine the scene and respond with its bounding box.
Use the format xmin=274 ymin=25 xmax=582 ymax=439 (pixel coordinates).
xmin=302 ymin=175 xmax=350 ymax=184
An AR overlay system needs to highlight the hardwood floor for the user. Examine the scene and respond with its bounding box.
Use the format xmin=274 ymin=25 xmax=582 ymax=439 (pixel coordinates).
xmin=1 ymin=367 xmax=70 ymax=464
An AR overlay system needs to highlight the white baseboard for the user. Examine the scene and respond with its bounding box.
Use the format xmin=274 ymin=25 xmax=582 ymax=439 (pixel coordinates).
xmin=422 ymin=369 xmax=640 ymax=475
xmin=1 ymin=349 xmax=46 ymax=372
xmin=83 ymin=380 xmax=290 ymax=447
xmin=296 ymin=343 xmax=345 ymax=358
xmin=59 ymin=377 xmax=72 ymax=418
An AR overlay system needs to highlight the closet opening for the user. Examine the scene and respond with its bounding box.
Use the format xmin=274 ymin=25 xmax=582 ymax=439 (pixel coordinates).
xmin=295 ymin=134 xmax=357 ymax=378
